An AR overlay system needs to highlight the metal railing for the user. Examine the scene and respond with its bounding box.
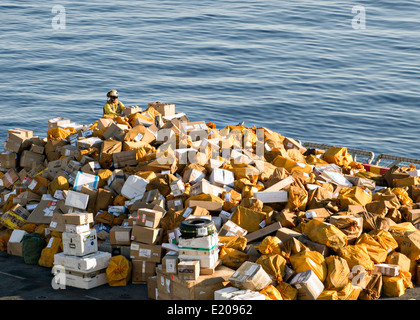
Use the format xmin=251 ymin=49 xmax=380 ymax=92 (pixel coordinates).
xmin=302 ymin=141 xmax=375 ymax=164
xmin=302 ymin=141 xmax=420 ymax=169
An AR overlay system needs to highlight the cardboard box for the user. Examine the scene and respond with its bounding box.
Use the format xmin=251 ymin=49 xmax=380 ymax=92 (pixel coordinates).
xmin=386 ymin=252 xmax=411 ymax=273
xmin=183 ymin=168 xmax=206 ymax=185
xmin=131 ymin=225 xmax=164 ymax=245
xmin=290 ymin=270 xmax=324 ymax=300
xmin=130 ymin=242 xmax=163 ymax=263
xmin=263 ymin=176 xmax=295 ymax=192
xmin=373 ymin=263 xmax=400 ymax=277
xmin=7 ymin=241 xmax=23 ymax=257
xmin=170 ymin=179 xmax=185 ymax=197
xmin=113 ymin=150 xmax=138 ymax=168
xmin=120 ymin=175 xmax=149 ymax=200
xmin=210 ymin=168 xmax=235 ymax=187
xmin=149 ymin=102 xmax=176 ymax=117
xmin=304 ymin=208 xmax=331 ymax=221
xmin=228 ymin=261 xmax=272 ymax=291
xmin=96 ymin=118 xmax=114 ymax=130
xmin=6 ymin=229 xmax=28 ymax=257
xmin=122 ymin=105 xmax=143 ymax=116
xmin=62 ymin=229 xmax=98 ymax=257
xmin=132 ymin=260 xmax=157 ymax=284
xmin=187 ymin=200 xmax=223 ymax=212
xmin=62 ymin=212 xmax=94 ymax=225
xmin=1 ymin=168 xmax=19 ymax=188
xmin=180 ymin=121 xmax=208 ymax=134
xmin=245 ymin=222 xmax=282 ymax=242
xmin=19 ymin=150 xmax=45 ymax=169
xmin=178 ymin=246 xmax=219 ymax=269
xmin=283 ymin=137 xmax=307 ymax=154
xmin=406 ymin=209 xmax=420 ymax=226
xmin=109 ymin=226 xmax=132 ymax=245
xmin=275 ymin=227 xmax=302 ymax=243
xmin=73 ymin=171 xmax=99 ymax=191
xmin=49 ymin=212 xmax=66 ymax=233
xmin=134 ymin=208 xmax=164 ymax=228
xmin=190 ymin=179 xmax=225 ymax=198
xmin=162 ymin=252 xmax=179 ymax=274
xmin=64 ymin=190 xmax=89 ymax=210
xmin=167 ymin=198 xmax=184 ymax=211
xmin=178 ymin=234 xmax=218 ymax=250
xmin=52 ymin=266 xmax=107 ymax=290
xmin=329 ymin=214 xmax=364 ymax=240
xmin=53 ymin=251 xmax=111 ymax=272
xmin=65 ymin=223 xmax=91 ymax=234
xmin=218 ymin=220 xmax=248 ymax=237
xmin=297 ymin=235 xmax=330 ymax=257
xmin=102 ymin=123 xmax=128 ymax=141
xmin=26 ymin=199 xmax=60 ymax=224
xmin=178 ymin=260 xmax=200 ymax=281
xmin=0 ymin=152 xmax=17 ymax=169
xmin=215 ymin=288 xmax=266 ymax=300
xmin=254 ymin=190 xmax=288 ymax=203
xmin=155 ymin=265 xmax=235 ymax=300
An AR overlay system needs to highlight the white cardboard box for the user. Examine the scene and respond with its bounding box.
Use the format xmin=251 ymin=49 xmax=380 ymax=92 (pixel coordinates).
xmin=62 ymin=229 xmax=98 ymax=256
xmin=290 ymin=269 xmax=324 ymax=300
xmin=210 ymin=168 xmax=235 ymax=187
xmin=73 ymin=171 xmax=99 ymax=191
xmin=53 ymin=251 xmax=111 ymax=272
xmin=52 ymin=266 xmax=108 ymax=290
xmin=65 ymin=190 xmax=89 ymax=210
xmin=254 ymin=190 xmax=288 ymax=203
xmin=121 ymin=175 xmax=149 ymax=200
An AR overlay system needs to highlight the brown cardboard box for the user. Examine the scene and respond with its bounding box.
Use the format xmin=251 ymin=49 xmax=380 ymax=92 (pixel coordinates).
xmin=148 ymin=102 xmax=176 ymax=117
xmin=290 ymin=269 xmax=324 ymax=300
xmin=283 ymin=137 xmax=307 ymax=154
xmin=147 ymin=276 xmax=158 ymax=300
xmin=134 ymin=208 xmax=164 ymax=228
xmin=297 ymin=235 xmax=330 ymax=256
xmin=245 ymin=222 xmax=282 ymax=242
xmin=48 ymin=117 xmax=71 ymax=129
xmin=131 ymin=225 xmax=164 ymax=245
xmin=103 ymin=123 xmax=128 ymax=141
xmin=218 ymin=220 xmax=248 ymax=237
xmin=156 ymin=265 xmax=235 ymax=300
xmin=167 ymin=198 xmax=184 ymax=211
xmin=49 ymin=212 xmax=66 ymax=232
xmin=109 ymin=226 xmax=132 ymax=245
xmin=304 ymin=208 xmax=331 ymax=221
xmin=19 ymin=150 xmax=45 ymax=169
xmin=132 ymin=260 xmax=157 ymax=284
xmin=62 ymin=212 xmax=94 ymax=225
xmin=29 ymin=144 xmax=44 ymax=155
xmin=187 ymin=200 xmax=223 ymax=212
xmin=406 ymin=209 xmax=420 ymax=226
xmin=229 ymin=261 xmax=273 ymax=291
xmin=7 ymin=241 xmax=24 ymax=257
xmin=130 ymin=242 xmax=163 ymax=263
xmin=97 ymin=118 xmax=114 ymax=130
xmin=162 ymin=252 xmax=179 ymax=274
xmin=122 ymin=106 xmax=143 ymax=116
xmin=178 ymin=260 xmax=200 ymax=281
xmin=26 ymin=199 xmax=60 ymax=224
xmin=1 ymin=168 xmax=19 ymax=188
xmin=0 ymin=152 xmax=17 ymax=169
xmin=113 ymin=150 xmax=138 ymax=168
xmin=275 ymin=227 xmax=302 ymax=243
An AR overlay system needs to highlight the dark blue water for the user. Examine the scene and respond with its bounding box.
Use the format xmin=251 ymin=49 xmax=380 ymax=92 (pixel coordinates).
xmin=1 ymin=1 xmax=419 ymax=159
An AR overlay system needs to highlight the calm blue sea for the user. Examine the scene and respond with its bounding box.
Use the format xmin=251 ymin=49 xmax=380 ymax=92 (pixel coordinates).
xmin=0 ymin=0 xmax=419 ymax=160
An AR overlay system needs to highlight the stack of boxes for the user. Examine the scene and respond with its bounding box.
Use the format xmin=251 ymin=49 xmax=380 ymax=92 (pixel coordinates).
xmin=129 ymin=207 xmax=165 ymax=284
xmin=52 ymin=212 xmax=111 ymax=289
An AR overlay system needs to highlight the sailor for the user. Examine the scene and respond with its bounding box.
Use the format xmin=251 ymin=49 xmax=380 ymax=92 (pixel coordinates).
xmin=103 ymin=89 xmax=125 ymax=116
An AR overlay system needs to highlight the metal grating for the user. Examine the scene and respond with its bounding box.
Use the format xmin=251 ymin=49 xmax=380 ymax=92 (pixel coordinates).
xmin=374 ymin=153 xmax=420 ymax=169
xmin=302 ymin=141 xmax=375 ymax=164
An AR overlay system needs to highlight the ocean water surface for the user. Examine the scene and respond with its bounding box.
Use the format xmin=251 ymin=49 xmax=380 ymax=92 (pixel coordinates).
xmin=0 ymin=0 xmax=419 ymax=160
